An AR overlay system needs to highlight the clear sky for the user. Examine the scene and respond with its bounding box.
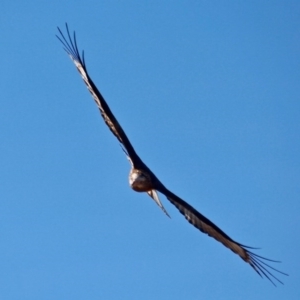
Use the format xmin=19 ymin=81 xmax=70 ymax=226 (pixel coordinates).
xmin=1 ymin=1 xmax=299 ymax=299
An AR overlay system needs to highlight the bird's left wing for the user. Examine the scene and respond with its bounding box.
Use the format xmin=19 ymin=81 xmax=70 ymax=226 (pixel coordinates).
xmin=158 ymin=187 xmax=287 ymax=286
xmin=56 ymin=24 xmax=142 ymax=166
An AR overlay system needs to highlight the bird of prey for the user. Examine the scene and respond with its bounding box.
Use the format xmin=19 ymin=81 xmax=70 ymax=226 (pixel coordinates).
xmin=57 ymin=24 xmax=287 ymax=286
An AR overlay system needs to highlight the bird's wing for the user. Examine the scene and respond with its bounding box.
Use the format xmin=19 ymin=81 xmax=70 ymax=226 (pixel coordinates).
xmin=56 ymin=24 xmax=142 ymax=166
xmin=158 ymin=187 xmax=287 ymax=286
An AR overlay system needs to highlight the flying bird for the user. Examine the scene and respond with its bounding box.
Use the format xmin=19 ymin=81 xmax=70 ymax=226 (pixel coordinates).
xmin=56 ymin=24 xmax=287 ymax=286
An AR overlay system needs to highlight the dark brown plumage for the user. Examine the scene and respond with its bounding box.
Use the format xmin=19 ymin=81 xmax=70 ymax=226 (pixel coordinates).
xmin=56 ymin=24 xmax=287 ymax=286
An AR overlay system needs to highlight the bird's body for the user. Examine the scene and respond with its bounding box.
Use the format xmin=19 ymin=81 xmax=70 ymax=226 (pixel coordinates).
xmin=57 ymin=24 xmax=287 ymax=286
xmin=129 ymin=169 xmax=153 ymax=192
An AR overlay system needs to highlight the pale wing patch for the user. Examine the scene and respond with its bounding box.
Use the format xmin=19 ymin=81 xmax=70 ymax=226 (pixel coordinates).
xmin=168 ymin=197 xmax=247 ymax=259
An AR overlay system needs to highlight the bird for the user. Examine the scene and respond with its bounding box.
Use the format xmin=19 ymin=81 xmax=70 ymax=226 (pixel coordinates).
xmin=56 ymin=23 xmax=287 ymax=286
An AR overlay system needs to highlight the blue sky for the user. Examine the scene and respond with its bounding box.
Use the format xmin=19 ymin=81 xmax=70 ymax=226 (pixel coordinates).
xmin=1 ymin=1 xmax=299 ymax=299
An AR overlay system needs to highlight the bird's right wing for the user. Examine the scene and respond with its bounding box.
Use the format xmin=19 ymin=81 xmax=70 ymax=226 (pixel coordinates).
xmin=56 ymin=24 xmax=142 ymax=166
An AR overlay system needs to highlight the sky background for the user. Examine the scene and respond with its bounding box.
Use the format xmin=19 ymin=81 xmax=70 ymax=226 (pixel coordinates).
xmin=1 ymin=1 xmax=299 ymax=299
